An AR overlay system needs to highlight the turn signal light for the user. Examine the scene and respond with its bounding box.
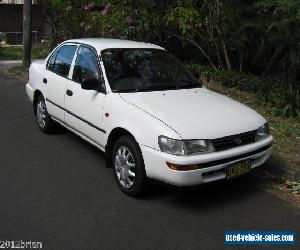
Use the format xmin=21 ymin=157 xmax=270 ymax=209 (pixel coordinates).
xmin=166 ymin=162 xmax=199 ymax=171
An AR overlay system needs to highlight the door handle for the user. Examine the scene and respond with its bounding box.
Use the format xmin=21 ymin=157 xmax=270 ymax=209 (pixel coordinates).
xmin=43 ymin=78 xmax=47 ymax=84
xmin=66 ymin=89 xmax=73 ymax=96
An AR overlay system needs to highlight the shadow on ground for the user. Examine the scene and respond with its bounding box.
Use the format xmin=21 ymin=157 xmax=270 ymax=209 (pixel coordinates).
xmin=60 ymin=125 xmax=268 ymax=208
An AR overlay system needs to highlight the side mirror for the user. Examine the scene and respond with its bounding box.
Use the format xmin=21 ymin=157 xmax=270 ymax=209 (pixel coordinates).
xmin=81 ymin=77 xmax=105 ymax=92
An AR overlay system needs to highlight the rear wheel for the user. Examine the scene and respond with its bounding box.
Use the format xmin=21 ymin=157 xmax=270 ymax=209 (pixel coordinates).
xmin=36 ymin=95 xmax=55 ymax=133
xmin=112 ymin=135 xmax=147 ymax=197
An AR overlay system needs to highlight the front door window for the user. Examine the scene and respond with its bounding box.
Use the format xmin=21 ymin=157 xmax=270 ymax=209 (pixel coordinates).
xmin=72 ymin=46 xmax=100 ymax=84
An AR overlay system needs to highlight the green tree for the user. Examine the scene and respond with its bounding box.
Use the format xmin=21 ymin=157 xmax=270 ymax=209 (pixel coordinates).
xmin=42 ymin=0 xmax=300 ymax=80
xmin=255 ymin=0 xmax=300 ymax=77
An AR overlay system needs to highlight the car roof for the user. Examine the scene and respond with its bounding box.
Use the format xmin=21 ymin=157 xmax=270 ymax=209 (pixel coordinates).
xmin=65 ymin=38 xmax=165 ymax=52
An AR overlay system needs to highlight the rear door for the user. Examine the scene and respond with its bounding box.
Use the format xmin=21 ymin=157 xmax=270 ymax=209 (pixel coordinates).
xmin=65 ymin=45 xmax=106 ymax=147
xmin=44 ymin=44 xmax=78 ymax=122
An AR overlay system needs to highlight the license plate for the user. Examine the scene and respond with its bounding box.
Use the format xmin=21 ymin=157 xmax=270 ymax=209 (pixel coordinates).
xmin=226 ymin=160 xmax=251 ymax=179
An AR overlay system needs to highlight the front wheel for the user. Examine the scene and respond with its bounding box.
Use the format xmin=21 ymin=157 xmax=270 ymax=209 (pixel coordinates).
xmin=112 ymin=135 xmax=147 ymax=197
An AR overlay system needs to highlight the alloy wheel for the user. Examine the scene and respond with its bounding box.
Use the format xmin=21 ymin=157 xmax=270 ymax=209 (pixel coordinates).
xmin=114 ymin=146 xmax=136 ymax=188
xmin=37 ymin=100 xmax=46 ymax=128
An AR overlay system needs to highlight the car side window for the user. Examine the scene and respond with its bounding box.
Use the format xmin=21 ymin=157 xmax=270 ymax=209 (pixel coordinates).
xmin=47 ymin=45 xmax=77 ymax=78
xmin=72 ymin=46 xmax=100 ymax=84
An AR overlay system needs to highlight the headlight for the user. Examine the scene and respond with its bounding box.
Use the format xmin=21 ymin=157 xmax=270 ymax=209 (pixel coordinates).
xmin=256 ymin=123 xmax=270 ymax=140
xmin=158 ymin=136 xmax=214 ymax=156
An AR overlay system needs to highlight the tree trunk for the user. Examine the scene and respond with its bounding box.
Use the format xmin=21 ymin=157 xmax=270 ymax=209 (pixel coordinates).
xmin=215 ymin=27 xmax=231 ymax=71
xmin=187 ymin=38 xmax=218 ymax=71
xmin=206 ymin=27 xmax=224 ymax=70
xmin=239 ymin=50 xmax=243 ymax=78
xmin=168 ymin=33 xmax=218 ymax=71
xmin=214 ymin=40 xmax=224 ymax=70
xmin=221 ymin=38 xmax=232 ymax=71
xmin=262 ymin=46 xmax=283 ymax=76
xmin=288 ymin=50 xmax=296 ymax=79
xmin=23 ymin=0 xmax=32 ymax=68
xmin=250 ymin=39 xmax=265 ymax=70
xmin=214 ymin=0 xmax=232 ymax=71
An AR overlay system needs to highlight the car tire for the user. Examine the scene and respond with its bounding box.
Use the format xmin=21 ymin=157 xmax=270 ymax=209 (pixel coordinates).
xmin=36 ymin=95 xmax=55 ymax=133
xmin=112 ymin=135 xmax=147 ymax=197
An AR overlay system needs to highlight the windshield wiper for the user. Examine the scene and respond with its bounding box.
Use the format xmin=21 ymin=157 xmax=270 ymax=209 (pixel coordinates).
xmin=113 ymin=88 xmax=139 ymax=93
xmin=113 ymin=84 xmax=176 ymax=93
xmin=113 ymin=83 xmax=199 ymax=93
xmin=138 ymin=84 xmax=179 ymax=92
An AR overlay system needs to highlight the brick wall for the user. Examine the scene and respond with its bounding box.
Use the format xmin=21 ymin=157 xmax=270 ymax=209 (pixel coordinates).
xmin=0 ymin=4 xmax=46 ymax=32
xmin=0 ymin=4 xmax=50 ymax=44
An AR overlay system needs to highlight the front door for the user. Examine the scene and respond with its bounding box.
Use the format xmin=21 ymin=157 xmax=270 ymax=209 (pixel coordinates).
xmin=44 ymin=44 xmax=78 ymax=122
xmin=65 ymin=45 xmax=106 ymax=147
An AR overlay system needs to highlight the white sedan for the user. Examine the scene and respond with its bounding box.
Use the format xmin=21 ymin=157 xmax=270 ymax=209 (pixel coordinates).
xmin=26 ymin=38 xmax=273 ymax=196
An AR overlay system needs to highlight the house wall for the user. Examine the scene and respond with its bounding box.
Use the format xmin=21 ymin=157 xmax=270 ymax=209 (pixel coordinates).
xmin=0 ymin=3 xmax=50 ymax=44
xmin=0 ymin=1 xmax=38 ymax=4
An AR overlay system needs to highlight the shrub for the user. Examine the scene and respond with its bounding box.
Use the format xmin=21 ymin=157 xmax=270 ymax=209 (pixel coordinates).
xmin=187 ymin=64 xmax=300 ymax=118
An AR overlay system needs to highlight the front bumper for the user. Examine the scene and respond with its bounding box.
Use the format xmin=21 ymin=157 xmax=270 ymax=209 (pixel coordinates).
xmin=26 ymin=83 xmax=34 ymax=103
xmin=141 ymin=135 xmax=273 ymax=186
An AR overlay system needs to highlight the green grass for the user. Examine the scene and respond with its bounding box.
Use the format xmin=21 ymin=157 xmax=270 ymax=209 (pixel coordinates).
xmin=0 ymin=46 xmax=49 ymax=60
xmin=8 ymin=66 xmax=28 ymax=74
xmin=207 ymin=81 xmax=300 ymax=170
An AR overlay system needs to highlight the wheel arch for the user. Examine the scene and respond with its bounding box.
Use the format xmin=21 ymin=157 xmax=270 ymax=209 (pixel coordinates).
xmin=33 ymin=89 xmax=43 ymax=115
xmin=105 ymin=127 xmax=137 ymax=159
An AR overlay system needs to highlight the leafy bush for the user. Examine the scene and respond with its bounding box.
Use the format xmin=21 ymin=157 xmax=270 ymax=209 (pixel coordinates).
xmin=47 ymin=1 xmax=168 ymax=48
xmin=187 ymin=64 xmax=300 ymax=118
xmin=42 ymin=0 xmax=300 ymax=78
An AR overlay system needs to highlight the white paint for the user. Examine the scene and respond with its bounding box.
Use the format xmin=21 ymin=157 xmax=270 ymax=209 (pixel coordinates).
xmin=26 ymin=38 xmax=273 ymax=186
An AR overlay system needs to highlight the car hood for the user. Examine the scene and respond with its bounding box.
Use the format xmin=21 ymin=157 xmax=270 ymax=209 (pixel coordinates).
xmin=120 ymin=88 xmax=266 ymax=139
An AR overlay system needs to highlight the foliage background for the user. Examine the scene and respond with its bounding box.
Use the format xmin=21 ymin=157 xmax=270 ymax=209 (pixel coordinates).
xmin=39 ymin=0 xmax=300 ymax=117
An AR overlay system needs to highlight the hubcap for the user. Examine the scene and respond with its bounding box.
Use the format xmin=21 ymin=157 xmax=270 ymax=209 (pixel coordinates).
xmin=37 ymin=100 xmax=46 ymax=128
xmin=115 ymin=146 xmax=136 ymax=188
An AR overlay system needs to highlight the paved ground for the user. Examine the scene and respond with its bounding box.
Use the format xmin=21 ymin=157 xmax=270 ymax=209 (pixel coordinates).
xmin=0 ymin=60 xmax=40 ymax=67
xmin=0 ymin=60 xmax=22 ymax=67
xmin=0 ymin=72 xmax=299 ymax=250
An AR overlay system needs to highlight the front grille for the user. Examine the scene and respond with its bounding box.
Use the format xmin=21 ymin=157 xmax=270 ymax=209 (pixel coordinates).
xmin=211 ymin=130 xmax=257 ymax=151
xmin=202 ymin=168 xmax=225 ymax=177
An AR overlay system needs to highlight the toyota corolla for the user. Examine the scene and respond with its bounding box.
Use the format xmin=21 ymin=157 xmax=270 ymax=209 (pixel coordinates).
xmin=26 ymin=38 xmax=273 ymax=196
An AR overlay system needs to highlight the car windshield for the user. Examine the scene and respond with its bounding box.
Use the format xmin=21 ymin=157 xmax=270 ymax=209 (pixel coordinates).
xmin=101 ymin=48 xmax=200 ymax=92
